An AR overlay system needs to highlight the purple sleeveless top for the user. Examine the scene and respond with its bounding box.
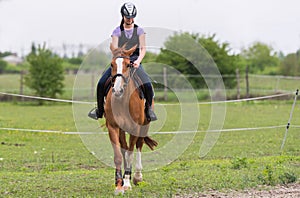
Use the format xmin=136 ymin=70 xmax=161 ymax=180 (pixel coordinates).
xmin=111 ymin=26 xmax=145 ymax=38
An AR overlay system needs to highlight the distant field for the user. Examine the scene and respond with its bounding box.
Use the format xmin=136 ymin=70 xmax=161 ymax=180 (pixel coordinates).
xmin=1 ymin=73 xmax=299 ymax=102
xmin=0 ymin=74 xmax=80 ymax=99
xmin=0 ymin=101 xmax=299 ymax=197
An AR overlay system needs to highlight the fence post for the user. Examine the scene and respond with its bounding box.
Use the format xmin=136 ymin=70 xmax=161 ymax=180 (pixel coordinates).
xmin=236 ymin=68 xmax=240 ymax=99
xmin=163 ymin=67 xmax=168 ymax=101
xmin=275 ymin=76 xmax=280 ymax=92
xmin=281 ymin=89 xmax=299 ymax=151
xmin=245 ymin=66 xmax=250 ymax=98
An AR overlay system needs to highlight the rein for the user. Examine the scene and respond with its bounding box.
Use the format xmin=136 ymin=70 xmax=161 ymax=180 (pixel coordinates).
xmin=114 ymin=55 xmax=131 ymax=59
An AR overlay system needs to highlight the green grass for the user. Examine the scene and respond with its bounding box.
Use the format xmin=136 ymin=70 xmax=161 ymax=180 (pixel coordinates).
xmin=0 ymin=101 xmax=299 ymax=197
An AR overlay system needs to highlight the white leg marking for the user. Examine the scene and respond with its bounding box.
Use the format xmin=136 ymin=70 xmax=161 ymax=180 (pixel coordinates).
xmin=136 ymin=151 xmax=143 ymax=171
xmin=134 ymin=151 xmax=143 ymax=184
xmin=123 ymin=175 xmax=132 ymax=190
xmin=124 ymin=151 xmax=134 ymax=190
xmin=125 ymin=151 xmax=134 ymax=170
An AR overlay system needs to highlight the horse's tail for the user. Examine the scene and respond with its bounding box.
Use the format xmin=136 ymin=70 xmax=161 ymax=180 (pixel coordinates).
xmin=144 ymin=136 xmax=158 ymax=150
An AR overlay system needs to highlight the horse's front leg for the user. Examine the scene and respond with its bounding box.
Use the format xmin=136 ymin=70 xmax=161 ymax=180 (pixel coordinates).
xmin=108 ymin=125 xmax=124 ymax=194
xmin=123 ymin=134 xmax=138 ymax=190
xmin=119 ymin=129 xmax=131 ymax=190
xmin=123 ymin=151 xmax=133 ymax=190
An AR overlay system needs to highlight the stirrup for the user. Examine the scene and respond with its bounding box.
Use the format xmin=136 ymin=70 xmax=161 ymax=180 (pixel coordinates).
xmin=147 ymin=108 xmax=157 ymax=122
xmin=88 ymin=108 xmax=103 ymax=120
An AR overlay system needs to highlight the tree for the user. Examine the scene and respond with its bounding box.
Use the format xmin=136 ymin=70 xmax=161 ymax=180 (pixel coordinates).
xmin=241 ymin=42 xmax=280 ymax=73
xmin=143 ymin=51 xmax=158 ymax=64
xmin=198 ymin=34 xmax=237 ymax=88
xmin=156 ymin=32 xmax=237 ymax=89
xmin=280 ymin=50 xmax=300 ymax=76
xmin=25 ymin=43 xmax=64 ymax=104
xmin=0 ymin=51 xmax=13 ymax=58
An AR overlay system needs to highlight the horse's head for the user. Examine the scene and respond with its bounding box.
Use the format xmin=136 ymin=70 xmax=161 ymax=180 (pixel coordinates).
xmin=110 ymin=44 xmax=137 ymax=98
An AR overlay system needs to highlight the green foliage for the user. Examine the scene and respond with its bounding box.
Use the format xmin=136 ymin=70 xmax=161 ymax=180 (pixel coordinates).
xmin=241 ymin=42 xmax=280 ymax=73
xmin=157 ymin=32 xmax=205 ymax=89
xmin=257 ymin=164 xmax=275 ymax=186
xmin=62 ymin=61 xmax=80 ymax=72
xmin=198 ymin=34 xmax=237 ymax=88
xmin=4 ymin=62 xmax=30 ymax=74
xmin=280 ymin=51 xmax=300 ymax=76
xmin=143 ymin=51 xmax=158 ymax=63
xmin=279 ymin=172 xmax=297 ymax=184
xmin=231 ymin=157 xmax=248 ymax=169
xmin=157 ymin=32 xmax=237 ymax=89
xmin=66 ymin=57 xmax=83 ymax=65
xmin=235 ymin=54 xmax=248 ymax=71
xmin=0 ymin=51 xmax=13 ymax=58
xmin=61 ymin=57 xmax=82 ymax=72
xmin=25 ymin=43 xmax=64 ymax=103
xmin=0 ymin=59 xmax=7 ymax=73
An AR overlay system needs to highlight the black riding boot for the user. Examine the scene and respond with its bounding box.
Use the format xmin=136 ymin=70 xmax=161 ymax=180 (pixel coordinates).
xmin=88 ymin=97 xmax=104 ymax=120
xmin=144 ymin=83 xmax=157 ymax=122
xmin=88 ymin=88 xmax=105 ymax=120
xmin=96 ymin=96 xmax=105 ymax=118
xmin=88 ymin=67 xmax=111 ymax=120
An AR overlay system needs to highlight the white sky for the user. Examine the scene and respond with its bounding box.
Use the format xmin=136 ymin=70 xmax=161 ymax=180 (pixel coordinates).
xmin=0 ymin=0 xmax=300 ymax=56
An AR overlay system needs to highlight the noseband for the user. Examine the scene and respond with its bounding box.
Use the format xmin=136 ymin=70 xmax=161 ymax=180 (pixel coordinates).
xmin=111 ymin=73 xmax=128 ymax=86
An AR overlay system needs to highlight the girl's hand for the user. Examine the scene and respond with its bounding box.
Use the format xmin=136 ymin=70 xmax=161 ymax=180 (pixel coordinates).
xmin=133 ymin=60 xmax=141 ymax=68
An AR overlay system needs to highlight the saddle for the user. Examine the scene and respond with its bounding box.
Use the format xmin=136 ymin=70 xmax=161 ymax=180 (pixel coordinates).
xmin=103 ymin=68 xmax=145 ymax=99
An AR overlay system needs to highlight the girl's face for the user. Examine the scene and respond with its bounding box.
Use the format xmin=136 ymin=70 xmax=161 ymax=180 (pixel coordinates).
xmin=123 ymin=16 xmax=134 ymax=25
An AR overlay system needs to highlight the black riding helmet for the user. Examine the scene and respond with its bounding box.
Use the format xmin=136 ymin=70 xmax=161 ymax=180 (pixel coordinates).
xmin=120 ymin=2 xmax=137 ymax=18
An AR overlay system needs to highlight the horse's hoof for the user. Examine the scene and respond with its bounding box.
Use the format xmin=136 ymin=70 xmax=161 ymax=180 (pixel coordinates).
xmin=114 ymin=187 xmax=124 ymax=195
xmin=123 ymin=176 xmax=132 ymax=191
xmin=133 ymin=177 xmax=143 ymax=185
xmin=123 ymin=185 xmax=132 ymax=191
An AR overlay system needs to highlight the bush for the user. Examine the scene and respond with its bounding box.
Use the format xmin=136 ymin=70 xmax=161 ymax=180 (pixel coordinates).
xmin=25 ymin=43 xmax=64 ymax=104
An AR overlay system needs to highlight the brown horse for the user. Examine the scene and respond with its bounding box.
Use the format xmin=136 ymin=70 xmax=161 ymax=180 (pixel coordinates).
xmin=104 ymin=44 xmax=158 ymax=194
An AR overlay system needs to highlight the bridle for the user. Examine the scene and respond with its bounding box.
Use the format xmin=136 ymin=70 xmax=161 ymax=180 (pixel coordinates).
xmin=111 ymin=55 xmax=136 ymax=89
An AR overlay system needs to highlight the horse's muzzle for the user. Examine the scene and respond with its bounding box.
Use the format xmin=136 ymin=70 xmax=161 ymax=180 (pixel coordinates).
xmin=111 ymin=73 xmax=129 ymax=98
xmin=112 ymin=87 xmax=124 ymax=98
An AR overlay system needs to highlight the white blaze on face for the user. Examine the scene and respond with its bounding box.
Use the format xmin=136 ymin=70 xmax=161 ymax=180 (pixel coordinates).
xmin=114 ymin=58 xmax=123 ymax=91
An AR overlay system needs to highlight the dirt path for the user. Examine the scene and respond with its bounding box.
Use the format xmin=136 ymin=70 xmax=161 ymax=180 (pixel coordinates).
xmin=176 ymin=183 xmax=300 ymax=198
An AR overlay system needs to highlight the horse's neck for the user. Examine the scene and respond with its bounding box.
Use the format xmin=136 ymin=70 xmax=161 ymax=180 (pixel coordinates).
xmin=126 ymin=80 xmax=136 ymax=98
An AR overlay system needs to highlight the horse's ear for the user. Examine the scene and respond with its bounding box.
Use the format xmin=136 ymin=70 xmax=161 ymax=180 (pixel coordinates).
xmin=126 ymin=45 xmax=137 ymax=56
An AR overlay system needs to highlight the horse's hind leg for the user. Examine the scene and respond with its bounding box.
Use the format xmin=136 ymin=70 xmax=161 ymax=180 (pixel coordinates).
xmin=133 ymin=137 xmax=144 ymax=185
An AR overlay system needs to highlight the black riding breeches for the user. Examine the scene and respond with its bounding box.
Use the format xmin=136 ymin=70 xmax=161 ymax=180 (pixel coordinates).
xmin=96 ymin=64 xmax=154 ymax=109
